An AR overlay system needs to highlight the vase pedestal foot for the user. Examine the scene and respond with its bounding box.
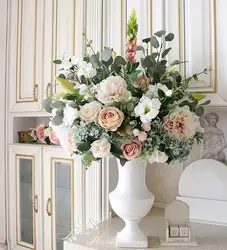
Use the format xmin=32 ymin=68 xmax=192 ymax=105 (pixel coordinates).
xmin=116 ymin=220 xmax=148 ymax=248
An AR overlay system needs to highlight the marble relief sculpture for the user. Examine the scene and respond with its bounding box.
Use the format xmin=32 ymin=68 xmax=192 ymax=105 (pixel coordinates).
xmin=200 ymin=112 xmax=227 ymax=164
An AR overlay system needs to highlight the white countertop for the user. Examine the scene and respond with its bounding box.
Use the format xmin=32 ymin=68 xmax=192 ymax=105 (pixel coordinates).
xmin=64 ymin=208 xmax=227 ymax=250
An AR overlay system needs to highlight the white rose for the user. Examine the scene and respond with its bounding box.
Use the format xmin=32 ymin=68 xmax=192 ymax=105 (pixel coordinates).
xmin=149 ymin=150 xmax=168 ymax=164
xmin=146 ymin=83 xmax=172 ymax=98
xmin=134 ymin=96 xmax=161 ymax=123
xmin=79 ymin=101 xmax=102 ymax=123
xmin=90 ymin=138 xmax=111 ymax=158
xmin=44 ymin=127 xmax=52 ymax=137
xmin=96 ymin=76 xmax=131 ymax=104
xmin=63 ymin=105 xmax=79 ymax=127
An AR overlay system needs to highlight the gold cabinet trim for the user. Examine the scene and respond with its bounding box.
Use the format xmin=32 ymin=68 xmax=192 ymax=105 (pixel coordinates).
xmin=15 ymin=154 xmax=36 ymax=250
xmin=16 ymin=0 xmax=38 ymax=103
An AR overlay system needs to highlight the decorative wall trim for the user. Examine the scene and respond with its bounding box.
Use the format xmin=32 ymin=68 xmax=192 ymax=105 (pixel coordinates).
xmin=0 ymin=243 xmax=7 ymax=250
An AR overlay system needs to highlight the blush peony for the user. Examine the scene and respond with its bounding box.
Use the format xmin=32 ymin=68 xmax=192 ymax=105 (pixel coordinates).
xmin=163 ymin=106 xmax=201 ymax=139
xmin=96 ymin=76 xmax=131 ymax=104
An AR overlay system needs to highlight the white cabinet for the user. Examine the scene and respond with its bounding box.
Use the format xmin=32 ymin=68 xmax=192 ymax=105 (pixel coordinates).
xmin=8 ymin=0 xmax=44 ymax=112
xmin=43 ymin=147 xmax=83 ymax=250
xmin=9 ymin=145 xmax=83 ymax=250
xmin=9 ymin=145 xmax=42 ymax=250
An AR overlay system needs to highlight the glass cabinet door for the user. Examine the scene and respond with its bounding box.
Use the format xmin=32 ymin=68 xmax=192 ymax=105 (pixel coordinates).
xmin=50 ymin=158 xmax=74 ymax=250
xmin=16 ymin=155 xmax=36 ymax=249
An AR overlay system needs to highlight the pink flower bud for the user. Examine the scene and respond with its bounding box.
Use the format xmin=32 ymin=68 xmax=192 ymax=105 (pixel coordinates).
xmin=68 ymin=73 xmax=73 ymax=79
xmin=141 ymin=123 xmax=151 ymax=132
xmin=138 ymin=131 xmax=147 ymax=142
xmin=133 ymin=129 xmax=140 ymax=137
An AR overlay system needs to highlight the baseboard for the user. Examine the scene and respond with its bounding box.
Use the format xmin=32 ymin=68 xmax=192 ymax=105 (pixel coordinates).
xmin=0 ymin=243 xmax=7 ymax=250
xmin=154 ymin=201 xmax=167 ymax=208
xmin=177 ymin=196 xmax=227 ymax=226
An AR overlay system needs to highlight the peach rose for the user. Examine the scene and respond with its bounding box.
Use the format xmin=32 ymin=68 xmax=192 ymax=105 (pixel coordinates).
xmin=98 ymin=107 xmax=124 ymax=131
xmin=121 ymin=139 xmax=142 ymax=160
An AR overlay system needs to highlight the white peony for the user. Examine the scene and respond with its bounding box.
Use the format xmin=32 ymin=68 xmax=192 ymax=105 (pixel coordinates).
xmin=146 ymin=83 xmax=173 ymax=98
xmin=149 ymin=150 xmax=168 ymax=164
xmin=90 ymin=138 xmax=111 ymax=158
xmin=134 ymin=96 xmax=161 ymax=123
xmin=96 ymin=76 xmax=131 ymax=104
xmin=63 ymin=105 xmax=79 ymax=127
xmin=79 ymin=101 xmax=102 ymax=123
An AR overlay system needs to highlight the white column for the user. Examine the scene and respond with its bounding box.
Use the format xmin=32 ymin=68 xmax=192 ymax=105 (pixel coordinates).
xmin=0 ymin=0 xmax=8 ymax=248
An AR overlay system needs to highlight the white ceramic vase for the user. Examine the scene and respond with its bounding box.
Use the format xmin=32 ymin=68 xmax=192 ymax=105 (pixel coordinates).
xmin=109 ymin=159 xmax=154 ymax=248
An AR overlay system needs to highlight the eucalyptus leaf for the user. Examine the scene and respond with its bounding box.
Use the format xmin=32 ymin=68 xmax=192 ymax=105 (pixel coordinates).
xmin=195 ymin=106 xmax=204 ymax=116
xmin=165 ymin=33 xmax=175 ymax=41
xmin=154 ymin=30 xmax=166 ymax=37
xmin=56 ymin=109 xmax=64 ymax=116
xmin=142 ymin=37 xmax=151 ymax=43
xmin=160 ymin=60 xmax=167 ymax=65
xmin=59 ymin=74 xmax=66 ymax=79
xmin=51 ymin=115 xmax=63 ymax=126
xmin=150 ymin=36 xmax=159 ymax=49
xmin=127 ymin=103 xmax=134 ymax=111
xmin=136 ymin=45 xmax=146 ymax=55
xmin=144 ymin=56 xmax=156 ymax=68
xmin=200 ymin=100 xmax=211 ymax=106
xmin=151 ymin=52 xmax=159 ymax=59
xmin=114 ymin=56 xmax=126 ymax=66
xmin=53 ymin=59 xmax=62 ymax=64
xmin=90 ymin=54 xmax=100 ymax=67
xmin=42 ymin=98 xmax=52 ymax=113
xmin=51 ymin=101 xmax=66 ymax=109
xmin=176 ymin=75 xmax=182 ymax=83
xmin=102 ymin=57 xmax=113 ymax=67
xmin=162 ymin=48 xmax=172 ymax=58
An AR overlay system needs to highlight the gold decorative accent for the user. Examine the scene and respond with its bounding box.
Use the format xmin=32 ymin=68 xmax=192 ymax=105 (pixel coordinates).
xmin=45 ymin=83 xmax=52 ymax=99
xmin=46 ymin=198 xmax=52 ymax=216
xmin=50 ymin=157 xmax=74 ymax=250
xmin=16 ymin=154 xmax=36 ymax=249
xmin=182 ymin=0 xmax=217 ymax=93
xmin=16 ymin=0 xmax=38 ymax=103
xmin=33 ymin=195 xmax=38 ymax=213
xmin=120 ymin=0 xmax=124 ymax=56
xmin=150 ymin=0 xmax=153 ymax=53
xmin=33 ymin=84 xmax=38 ymax=102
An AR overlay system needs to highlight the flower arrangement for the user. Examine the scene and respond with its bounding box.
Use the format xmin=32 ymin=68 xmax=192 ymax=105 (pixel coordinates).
xmin=43 ymin=10 xmax=210 ymax=166
xmin=20 ymin=123 xmax=60 ymax=145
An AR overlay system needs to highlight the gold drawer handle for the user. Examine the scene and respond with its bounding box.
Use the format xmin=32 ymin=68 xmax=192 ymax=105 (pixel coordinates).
xmin=46 ymin=198 xmax=52 ymax=216
xmin=33 ymin=84 xmax=38 ymax=102
xmin=33 ymin=195 xmax=38 ymax=213
xmin=45 ymin=83 xmax=52 ymax=99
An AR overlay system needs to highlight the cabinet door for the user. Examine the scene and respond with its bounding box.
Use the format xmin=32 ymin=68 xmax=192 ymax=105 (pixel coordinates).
xmin=43 ymin=0 xmax=78 ymax=101
xmin=8 ymin=0 xmax=44 ymax=112
xmin=43 ymin=147 xmax=83 ymax=250
xmin=9 ymin=145 xmax=42 ymax=250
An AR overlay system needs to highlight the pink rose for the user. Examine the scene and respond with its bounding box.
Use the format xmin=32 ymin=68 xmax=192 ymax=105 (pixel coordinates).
xmin=49 ymin=129 xmax=60 ymax=144
xmin=141 ymin=123 xmax=151 ymax=132
xmin=68 ymin=73 xmax=73 ymax=79
xmin=98 ymin=107 xmax=124 ymax=131
xmin=138 ymin=131 xmax=147 ymax=142
xmin=134 ymin=76 xmax=148 ymax=90
xmin=35 ymin=124 xmax=46 ymax=141
xmin=121 ymin=140 xmax=142 ymax=160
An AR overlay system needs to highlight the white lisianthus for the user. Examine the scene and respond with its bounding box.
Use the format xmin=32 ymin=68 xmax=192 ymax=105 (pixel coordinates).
xmin=61 ymin=57 xmax=73 ymax=70
xmin=90 ymin=138 xmax=111 ymax=158
xmin=77 ymin=61 xmax=97 ymax=79
xmin=96 ymin=76 xmax=131 ymax=104
xmin=63 ymin=105 xmax=79 ymax=127
xmin=135 ymin=96 xmax=161 ymax=123
xmin=146 ymin=83 xmax=172 ymax=98
xmin=149 ymin=150 xmax=168 ymax=164
xmin=71 ymin=56 xmax=83 ymax=65
xmin=79 ymin=101 xmax=102 ymax=123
